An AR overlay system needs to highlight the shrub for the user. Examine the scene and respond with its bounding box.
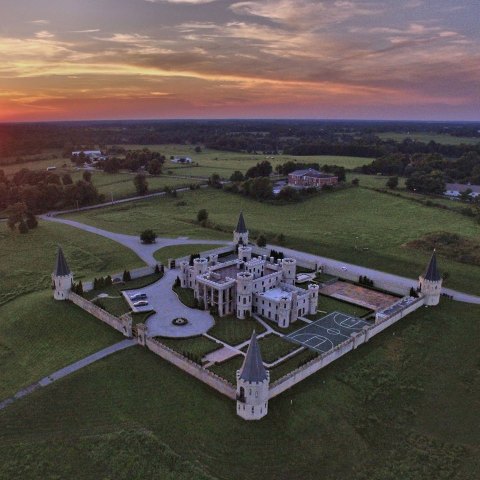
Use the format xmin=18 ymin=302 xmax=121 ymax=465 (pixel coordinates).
xmin=140 ymin=229 xmax=157 ymax=244
xmin=197 ymin=209 xmax=208 ymax=223
xmin=256 ymin=234 xmax=267 ymax=247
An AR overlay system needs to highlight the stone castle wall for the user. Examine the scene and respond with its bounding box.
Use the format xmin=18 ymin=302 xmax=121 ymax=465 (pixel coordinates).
xmin=145 ymin=338 xmax=237 ymax=399
xmin=269 ymin=296 xmax=425 ymax=398
xmin=68 ymin=292 xmax=133 ymax=337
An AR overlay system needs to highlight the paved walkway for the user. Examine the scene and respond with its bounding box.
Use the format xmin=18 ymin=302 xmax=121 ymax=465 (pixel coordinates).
xmin=130 ymin=269 xmax=215 ymax=338
xmin=0 ymin=339 xmax=135 ymax=412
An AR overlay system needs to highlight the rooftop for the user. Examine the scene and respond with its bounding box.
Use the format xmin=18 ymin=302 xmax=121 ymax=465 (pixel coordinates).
xmin=260 ymin=287 xmax=293 ymax=302
xmin=289 ymin=168 xmax=336 ymax=179
xmin=238 ymin=331 xmax=268 ymax=383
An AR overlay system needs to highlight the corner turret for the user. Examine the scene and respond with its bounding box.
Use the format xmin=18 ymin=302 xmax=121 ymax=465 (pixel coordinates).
xmin=418 ymin=250 xmax=442 ymax=306
xmin=236 ymin=331 xmax=269 ymax=420
xmin=52 ymin=246 xmax=73 ymax=300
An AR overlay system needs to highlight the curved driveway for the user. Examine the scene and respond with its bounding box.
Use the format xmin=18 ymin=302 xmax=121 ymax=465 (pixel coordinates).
xmin=41 ymin=215 xmax=228 ymax=265
xmin=126 ymin=269 xmax=214 ymax=338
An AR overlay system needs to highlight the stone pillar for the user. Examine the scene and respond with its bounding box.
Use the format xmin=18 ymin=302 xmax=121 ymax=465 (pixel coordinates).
xmin=218 ymin=289 xmax=224 ymax=316
xmin=137 ymin=323 xmax=147 ymax=346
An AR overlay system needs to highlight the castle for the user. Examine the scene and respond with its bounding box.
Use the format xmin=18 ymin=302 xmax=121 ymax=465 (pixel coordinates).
xmin=179 ymin=212 xmax=320 ymax=328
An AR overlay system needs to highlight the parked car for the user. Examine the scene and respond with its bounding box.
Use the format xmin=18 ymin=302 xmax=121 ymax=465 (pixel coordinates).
xmin=130 ymin=293 xmax=147 ymax=301
xmin=133 ymin=300 xmax=149 ymax=307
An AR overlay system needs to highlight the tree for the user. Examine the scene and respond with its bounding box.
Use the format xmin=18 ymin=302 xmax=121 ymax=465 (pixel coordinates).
xmin=62 ymin=173 xmax=73 ymax=185
xmin=122 ymin=270 xmax=131 ymax=282
xmin=77 ymin=281 xmax=84 ymax=295
xmin=134 ymin=174 xmax=148 ymax=195
xmin=230 ymin=171 xmax=244 ymax=183
xmin=256 ymin=234 xmax=267 ymax=247
xmin=351 ymin=178 xmax=359 ymax=186
xmin=208 ymin=173 xmax=222 ymax=188
xmin=147 ymin=158 xmax=163 ymax=176
xmin=194 ymin=146 xmax=202 ymax=153
xmin=26 ymin=212 xmax=38 ymax=229
xmin=386 ymin=176 xmax=399 ymax=189
xmin=197 ymin=209 xmax=208 ymax=223
xmin=459 ymin=188 xmax=473 ymax=203
xmin=18 ymin=220 xmax=29 ymax=234
xmin=82 ymin=171 xmax=92 ymax=183
xmin=140 ymin=229 xmax=157 ymax=244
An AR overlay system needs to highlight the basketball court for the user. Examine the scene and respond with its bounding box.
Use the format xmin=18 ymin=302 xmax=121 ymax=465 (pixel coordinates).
xmin=285 ymin=311 xmax=371 ymax=354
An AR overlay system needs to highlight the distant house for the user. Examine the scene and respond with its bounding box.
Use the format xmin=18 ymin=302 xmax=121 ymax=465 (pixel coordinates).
xmin=288 ymin=168 xmax=338 ymax=188
xmin=444 ymin=183 xmax=480 ymax=199
xmin=72 ymin=150 xmax=105 ymax=161
xmin=171 ymin=156 xmax=193 ymax=164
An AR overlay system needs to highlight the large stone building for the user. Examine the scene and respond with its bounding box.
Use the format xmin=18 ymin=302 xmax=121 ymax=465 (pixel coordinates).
xmin=179 ymin=213 xmax=319 ymax=328
xmin=288 ymin=168 xmax=338 ymax=188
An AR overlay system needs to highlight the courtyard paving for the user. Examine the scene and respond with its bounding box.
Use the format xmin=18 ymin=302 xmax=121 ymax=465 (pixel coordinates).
xmin=125 ymin=269 xmax=215 ymax=338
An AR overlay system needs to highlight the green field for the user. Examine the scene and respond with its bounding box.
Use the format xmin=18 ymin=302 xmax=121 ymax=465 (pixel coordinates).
xmin=208 ymin=315 xmax=266 ymax=345
xmin=0 ymin=290 xmax=122 ymax=399
xmin=0 ymin=220 xmax=142 ymax=307
xmin=153 ymin=243 xmax=228 ymax=264
xmin=125 ymin=144 xmax=371 ymax=176
xmin=65 ymin=187 xmax=480 ymax=295
xmin=378 ymin=132 xmax=480 ymax=145
xmin=0 ymin=298 xmax=478 ymax=479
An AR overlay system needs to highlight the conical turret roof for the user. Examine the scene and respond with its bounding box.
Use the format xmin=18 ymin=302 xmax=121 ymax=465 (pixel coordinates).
xmin=55 ymin=246 xmax=71 ymax=277
xmin=235 ymin=211 xmax=247 ymax=233
xmin=239 ymin=331 xmax=268 ymax=383
xmin=423 ymin=250 xmax=441 ymax=282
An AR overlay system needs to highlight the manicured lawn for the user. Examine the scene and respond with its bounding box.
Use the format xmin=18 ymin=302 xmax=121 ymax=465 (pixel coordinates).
xmin=269 ymin=349 xmax=319 ymax=382
xmin=1 ymin=299 xmax=476 ymax=479
xmin=208 ymin=355 xmax=244 ymax=384
xmin=153 ymin=243 xmax=228 ymax=264
xmin=0 ymin=220 xmax=142 ymax=307
xmin=173 ymin=285 xmax=196 ymax=308
xmin=65 ymin=187 xmax=480 ymax=295
xmin=0 ymin=290 xmax=122 ymax=399
xmin=157 ymin=336 xmax=221 ymax=360
xmin=244 ymin=334 xmax=301 ymax=364
xmin=207 ymin=315 xmax=266 ymax=346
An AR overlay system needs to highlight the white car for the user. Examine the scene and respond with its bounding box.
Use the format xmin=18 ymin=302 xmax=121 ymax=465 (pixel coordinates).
xmin=341 ymin=266 xmax=347 ymax=271
xmin=133 ymin=300 xmax=149 ymax=307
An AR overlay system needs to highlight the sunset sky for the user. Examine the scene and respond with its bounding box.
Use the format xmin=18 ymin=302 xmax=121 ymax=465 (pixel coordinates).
xmin=0 ymin=0 xmax=479 ymax=121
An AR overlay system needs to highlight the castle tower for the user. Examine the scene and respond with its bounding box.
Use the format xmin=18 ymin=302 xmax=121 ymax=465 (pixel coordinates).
xmin=278 ymin=296 xmax=291 ymax=328
xmin=233 ymin=211 xmax=249 ymax=245
xmin=238 ymin=245 xmax=252 ymax=262
xmin=236 ymin=331 xmax=270 ymax=420
xmin=52 ymin=246 xmax=73 ymax=300
xmin=193 ymin=257 xmax=208 ymax=276
xmin=418 ymin=250 xmax=442 ymax=306
xmin=179 ymin=260 xmax=190 ymax=288
xmin=281 ymin=258 xmax=297 ymax=285
xmin=236 ymin=272 xmax=254 ymax=319
xmin=308 ymin=284 xmax=320 ymax=315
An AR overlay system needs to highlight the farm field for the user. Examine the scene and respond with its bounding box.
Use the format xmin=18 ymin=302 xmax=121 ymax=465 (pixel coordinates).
xmin=65 ymin=187 xmax=480 ymax=295
xmin=378 ymin=132 xmax=480 ymax=145
xmin=0 ymin=298 xmax=478 ymax=479
xmin=125 ymin=143 xmax=371 ymax=176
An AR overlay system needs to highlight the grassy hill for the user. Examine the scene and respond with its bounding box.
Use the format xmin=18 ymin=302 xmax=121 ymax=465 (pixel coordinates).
xmin=65 ymin=187 xmax=480 ymax=295
xmin=0 ymin=299 xmax=478 ymax=479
